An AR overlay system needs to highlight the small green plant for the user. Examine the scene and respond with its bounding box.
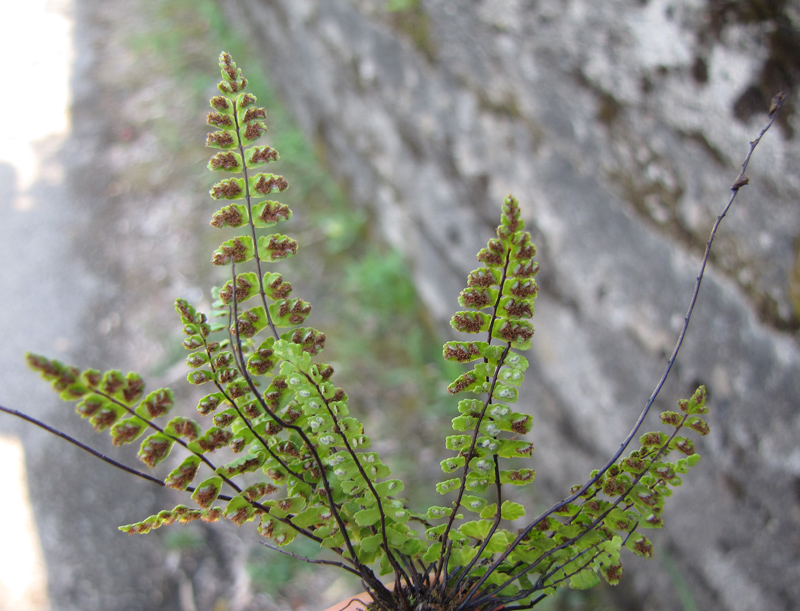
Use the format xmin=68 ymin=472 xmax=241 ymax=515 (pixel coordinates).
xmin=1 ymin=54 xmax=783 ymax=610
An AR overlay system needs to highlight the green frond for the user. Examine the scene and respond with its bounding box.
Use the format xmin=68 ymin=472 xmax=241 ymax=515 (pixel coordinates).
xmin=251 ymin=201 xmax=292 ymax=227
xmin=192 ymin=476 xmax=223 ymax=508
xmin=138 ymin=433 xmax=175 ymax=467
xmin=164 ymin=456 xmax=202 ymax=490
xmin=110 ymin=416 xmax=148 ymax=446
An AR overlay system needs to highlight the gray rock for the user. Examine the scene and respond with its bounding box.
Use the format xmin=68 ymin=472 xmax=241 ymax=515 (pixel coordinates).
xmin=219 ymin=1 xmax=800 ymax=609
xmin=0 ymin=1 xmax=263 ymax=609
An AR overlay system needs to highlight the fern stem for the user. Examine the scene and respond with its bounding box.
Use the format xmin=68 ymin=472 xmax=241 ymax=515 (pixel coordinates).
xmin=0 ymin=404 xmax=165 ymax=486
xmin=90 ymin=388 xmax=249 ymax=498
xmin=435 ymin=342 xmax=511 ymax=586
xmin=226 ymin=265 xmax=375 ymax=576
xmin=232 ymin=98 xmax=280 ymax=341
xmin=300 ymin=369 xmax=412 ymax=589
xmin=225 ymin=263 xmax=308 ymax=484
xmin=465 ymin=412 xmax=693 ymax=607
xmin=450 ymin=457 xmax=504 ymax=596
xmin=436 ymin=232 xmax=517 ymax=586
xmin=258 ymin=539 xmax=362 ymax=576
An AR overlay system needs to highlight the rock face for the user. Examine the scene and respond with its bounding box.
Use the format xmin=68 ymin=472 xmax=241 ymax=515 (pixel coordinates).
xmin=220 ymin=1 xmax=800 ymax=609
xmin=2 ymin=2 xmax=269 ymax=610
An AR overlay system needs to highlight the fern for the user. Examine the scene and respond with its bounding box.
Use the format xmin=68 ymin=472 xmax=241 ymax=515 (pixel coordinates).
xmin=1 ymin=53 xmax=784 ymax=611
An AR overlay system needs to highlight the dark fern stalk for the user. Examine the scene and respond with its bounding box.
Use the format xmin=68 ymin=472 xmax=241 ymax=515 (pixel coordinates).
xmin=0 ymin=53 xmax=784 ymax=611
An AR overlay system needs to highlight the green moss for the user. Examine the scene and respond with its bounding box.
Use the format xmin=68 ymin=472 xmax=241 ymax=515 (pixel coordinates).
xmin=382 ymin=0 xmax=436 ymax=61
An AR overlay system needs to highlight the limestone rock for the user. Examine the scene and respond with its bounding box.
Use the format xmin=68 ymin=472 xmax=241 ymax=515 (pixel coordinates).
xmin=221 ymin=1 xmax=800 ymax=609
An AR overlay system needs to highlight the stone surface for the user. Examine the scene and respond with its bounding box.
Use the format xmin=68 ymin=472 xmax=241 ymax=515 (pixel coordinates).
xmin=218 ymin=1 xmax=800 ymax=609
xmin=0 ymin=1 xmax=179 ymax=609
xmin=0 ymin=1 xmax=282 ymax=610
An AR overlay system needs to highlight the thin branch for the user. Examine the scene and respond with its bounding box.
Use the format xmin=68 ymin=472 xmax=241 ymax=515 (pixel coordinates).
xmin=550 ymin=95 xmax=785 ymax=509
xmin=258 ymin=540 xmax=361 ymax=576
xmin=549 ymin=92 xmax=786 ymax=508
xmin=0 ymin=404 xmax=166 ymax=486
xmin=0 ymin=403 xmax=250 ymax=502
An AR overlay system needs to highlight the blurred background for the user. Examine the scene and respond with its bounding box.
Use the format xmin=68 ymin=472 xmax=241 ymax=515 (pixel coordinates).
xmin=1 ymin=1 xmax=799 ymax=610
